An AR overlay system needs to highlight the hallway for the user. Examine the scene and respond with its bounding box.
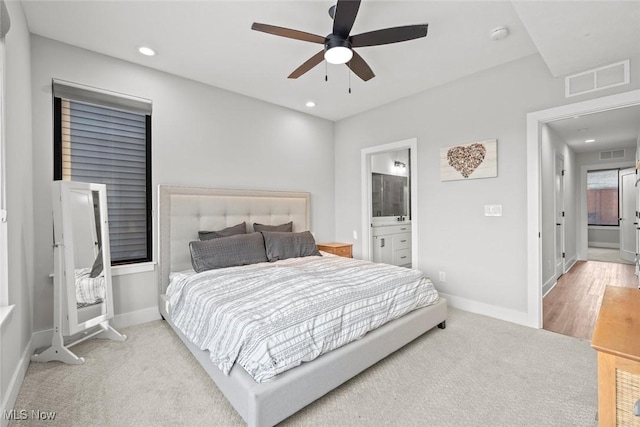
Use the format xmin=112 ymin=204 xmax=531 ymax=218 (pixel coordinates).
xmin=543 ymin=259 xmax=637 ymax=340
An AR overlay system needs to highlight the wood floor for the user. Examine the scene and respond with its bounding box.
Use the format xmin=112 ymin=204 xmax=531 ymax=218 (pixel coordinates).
xmin=543 ymin=260 xmax=637 ymax=340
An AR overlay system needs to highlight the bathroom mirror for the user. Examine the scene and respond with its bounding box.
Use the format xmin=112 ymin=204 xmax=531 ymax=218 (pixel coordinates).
xmin=372 ymin=173 xmax=409 ymax=217
xmin=370 ymin=149 xmax=411 ymax=220
xmin=32 ymin=181 xmax=125 ymax=365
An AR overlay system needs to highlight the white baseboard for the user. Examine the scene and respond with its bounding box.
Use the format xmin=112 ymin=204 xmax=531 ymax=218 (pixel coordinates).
xmin=542 ymin=280 xmax=557 ymax=298
xmin=542 ymin=276 xmax=557 ymax=298
xmin=1 ymin=338 xmax=33 ymax=427
xmin=565 ymin=256 xmax=577 ymax=272
xmin=438 ymin=292 xmax=529 ymax=327
xmin=112 ymin=306 xmax=160 ymax=329
xmin=30 ymin=306 xmax=161 ymax=351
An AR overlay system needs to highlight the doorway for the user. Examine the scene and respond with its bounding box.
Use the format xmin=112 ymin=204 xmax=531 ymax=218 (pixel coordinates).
xmin=527 ymin=89 xmax=640 ymax=329
xmin=361 ymin=138 xmax=418 ymax=266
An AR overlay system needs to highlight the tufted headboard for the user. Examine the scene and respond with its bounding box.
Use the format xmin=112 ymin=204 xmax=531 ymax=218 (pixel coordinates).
xmin=158 ymin=186 xmax=310 ymax=294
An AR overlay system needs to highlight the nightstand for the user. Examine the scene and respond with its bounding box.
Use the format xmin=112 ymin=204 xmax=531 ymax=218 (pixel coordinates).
xmin=317 ymin=242 xmax=353 ymax=258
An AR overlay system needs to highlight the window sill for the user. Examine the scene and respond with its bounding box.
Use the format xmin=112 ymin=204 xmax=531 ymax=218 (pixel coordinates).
xmin=0 ymin=304 xmax=15 ymax=328
xmin=588 ymin=225 xmax=620 ymax=230
xmin=112 ymin=261 xmax=156 ymax=277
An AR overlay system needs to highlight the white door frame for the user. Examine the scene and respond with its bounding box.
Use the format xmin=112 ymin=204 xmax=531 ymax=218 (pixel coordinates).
xmin=619 ymin=167 xmax=636 ymax=263
xmin=554 ymin=153 xmax=565 ymax=279
xmin=361 ymin=138 xmax=418 ymax=266
xmin=527 ymin=89 xmax=640 ymax=329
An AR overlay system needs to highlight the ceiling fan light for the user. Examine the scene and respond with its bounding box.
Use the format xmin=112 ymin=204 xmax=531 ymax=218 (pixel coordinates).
xmin=325 ymin=46 xmax=353 ymax=64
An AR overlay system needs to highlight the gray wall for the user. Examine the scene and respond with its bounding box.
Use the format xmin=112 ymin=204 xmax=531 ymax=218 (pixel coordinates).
xmin=540 ymin=124 xmax=576 ymax=292
xmin=334 ymin=53 xmax=640 ymax=318
xmin=30 ymin=36 xmax=335 ymax=333
xmin=1 ymin=0 xmax=34 ymax=417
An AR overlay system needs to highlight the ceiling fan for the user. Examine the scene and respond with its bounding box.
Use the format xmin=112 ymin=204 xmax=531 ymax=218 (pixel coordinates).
xmin=251 ymin=0 xmax=428 ymax=82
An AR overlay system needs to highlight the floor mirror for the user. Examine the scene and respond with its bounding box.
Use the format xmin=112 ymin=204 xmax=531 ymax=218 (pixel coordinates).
xmin=32 ymin=181 xmax=126 ymax=365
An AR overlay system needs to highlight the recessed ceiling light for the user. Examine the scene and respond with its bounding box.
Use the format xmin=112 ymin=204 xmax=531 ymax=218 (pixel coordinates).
xmin=585 ymin=139 xmax=595 ymax=143
xmin=305 ymin=101 xmax=316 ymax=108
xmin=138 ymin=46 xmax=156 ymax=56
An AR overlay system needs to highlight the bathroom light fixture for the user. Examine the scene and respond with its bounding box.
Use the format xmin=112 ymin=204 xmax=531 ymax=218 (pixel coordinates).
xmin=138 ymin=46 xmax=156 ymax=56
xmin=305 ymin=101 xmax=316 ymax=108
xmin=585 ymin=139 xmax=595 ymax=143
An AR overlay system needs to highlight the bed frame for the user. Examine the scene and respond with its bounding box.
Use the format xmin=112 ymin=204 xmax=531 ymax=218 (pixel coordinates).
xmin=158 ymin=185 xmax=447 ymax=427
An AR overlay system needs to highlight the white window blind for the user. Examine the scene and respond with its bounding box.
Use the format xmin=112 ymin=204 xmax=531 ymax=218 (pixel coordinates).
xmin=53 ymin=80 xmax=152 ymax=264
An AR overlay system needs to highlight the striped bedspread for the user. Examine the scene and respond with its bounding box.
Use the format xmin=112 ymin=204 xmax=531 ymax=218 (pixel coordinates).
xmin=167 ymin=253 xmax=439 ymax=382
xmin=74 ymin=268 xmax=105 ymax=307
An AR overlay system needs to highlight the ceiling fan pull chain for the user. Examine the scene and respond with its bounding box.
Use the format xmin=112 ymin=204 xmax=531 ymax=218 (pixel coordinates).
xmin=325 ymin=61 xmax=328 ymax=82
xmin=348 ymin=64 xmax=352 ymax=94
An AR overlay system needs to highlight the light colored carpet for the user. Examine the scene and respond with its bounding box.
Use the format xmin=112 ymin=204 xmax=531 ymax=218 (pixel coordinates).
xmin=588 ymin=246 xmax=634 ymax=265
xmin=11 ymin=309 xmax=597 ymax=427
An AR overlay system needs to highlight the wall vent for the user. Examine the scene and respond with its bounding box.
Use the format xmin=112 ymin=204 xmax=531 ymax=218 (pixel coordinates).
xmin=599 ymin=149 xmax=625 ymax=160
xmin=565 ymin=60 xmax=630 ymax=98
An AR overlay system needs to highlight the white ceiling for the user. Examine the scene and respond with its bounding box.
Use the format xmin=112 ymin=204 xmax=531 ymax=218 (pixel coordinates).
xmin=547 ymin=105 xmax=640 ymax=154
xmin=19 ymin=1 xmax=640 ymax=121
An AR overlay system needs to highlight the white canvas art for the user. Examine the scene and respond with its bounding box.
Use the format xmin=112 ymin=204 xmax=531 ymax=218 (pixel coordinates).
xmin=440 ymin=139 xmax=497 ymax=181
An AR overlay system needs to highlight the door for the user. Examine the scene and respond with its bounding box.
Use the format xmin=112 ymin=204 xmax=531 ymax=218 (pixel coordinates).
xmin=554 ymin=155 xmax=565 ymax=279
xmin=619 ymin=167 xmax=636 ymax=263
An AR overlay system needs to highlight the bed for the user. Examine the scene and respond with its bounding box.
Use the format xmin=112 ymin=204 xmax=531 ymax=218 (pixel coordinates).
xmin=158 ymin=186 xmax=447 ymax=427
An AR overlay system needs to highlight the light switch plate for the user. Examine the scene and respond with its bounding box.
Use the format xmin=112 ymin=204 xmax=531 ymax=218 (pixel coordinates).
xmin=484 ymin=205 xmax=503 ymax=216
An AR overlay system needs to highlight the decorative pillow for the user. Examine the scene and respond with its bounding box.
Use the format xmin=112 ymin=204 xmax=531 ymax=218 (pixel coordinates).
xmin=261 ymin=231 xmax=321 ymax=262
xmin=89 ymin=247 xmax=103 ymax=278
xmin=253 ymin=221 xmax=293 ymax=232
xmin=189 ymin=232 xmax=268 ymax=273
xmin=198 ymin=222 xmax=247 ymax=241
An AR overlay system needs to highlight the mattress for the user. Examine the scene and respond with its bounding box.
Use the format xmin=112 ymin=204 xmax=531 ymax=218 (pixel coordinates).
xmin=167 ymin=253 xmax=439 ymax=382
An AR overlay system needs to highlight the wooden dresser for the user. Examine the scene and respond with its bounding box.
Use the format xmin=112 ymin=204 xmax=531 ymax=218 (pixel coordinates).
xmin=317 ymin=242 xmax=352 ymax=258
xmin=592 ymin=286 xmax=640 ymax=426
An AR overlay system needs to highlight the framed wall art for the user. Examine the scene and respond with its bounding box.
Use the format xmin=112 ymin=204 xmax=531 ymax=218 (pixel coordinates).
xmin=440 ymin=139 xmax=497 ymax=181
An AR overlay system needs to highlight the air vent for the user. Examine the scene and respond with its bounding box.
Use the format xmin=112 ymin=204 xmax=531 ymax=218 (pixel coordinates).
xmin=565 ymin=60 xmax=630 ymax=98
xmin=599 ymin=149 xmax=625 ymax=160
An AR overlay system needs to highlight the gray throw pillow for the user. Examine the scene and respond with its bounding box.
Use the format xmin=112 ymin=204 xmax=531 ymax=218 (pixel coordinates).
xmin=253 ymin=221 xmax=293 ymax=232
xmin=189 ymin=232 xmax=268 ymax=273
xmin=89 ymin=247 xmax=103 ymax=278
xmin=198 ymin=222 xmax=246 ymax=241
xmin=261 ymin=231 xmax=321 ymax=262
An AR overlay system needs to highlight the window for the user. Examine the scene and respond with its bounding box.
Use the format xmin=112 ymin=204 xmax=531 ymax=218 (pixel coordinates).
xmin=587 ymin=169 xmax=619 ymax=226
xmin=53 ymin=81 xmax=152 ymax=265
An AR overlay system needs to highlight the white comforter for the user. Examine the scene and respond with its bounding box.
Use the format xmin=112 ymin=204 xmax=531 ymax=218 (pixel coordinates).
xmin=167 ymin=253 xmax=439 ymax=382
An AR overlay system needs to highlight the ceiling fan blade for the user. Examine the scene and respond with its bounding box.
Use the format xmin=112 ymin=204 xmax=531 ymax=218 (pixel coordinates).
xmin=351 ymin=24 xmax=428 ymax=47
xmin=332 ymin=0 xmax=361 ymax=38
xmin=252 ymin=23 xmax=325 ymax=44
xmin=347 ymin=51 xmax=374 ymax=82
xmin=288 ymin=50 xmax=325 ymax=79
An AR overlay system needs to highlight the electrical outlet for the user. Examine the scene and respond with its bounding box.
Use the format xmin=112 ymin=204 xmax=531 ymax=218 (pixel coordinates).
xmin=353 ymin=230 xmax=358 ymax=240
xmin=439 ymin=271 xmax=446 ymax=282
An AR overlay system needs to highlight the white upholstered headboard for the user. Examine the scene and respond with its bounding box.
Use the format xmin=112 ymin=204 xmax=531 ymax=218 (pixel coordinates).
xmin=158 ymin=186 xmax=310 ymax=294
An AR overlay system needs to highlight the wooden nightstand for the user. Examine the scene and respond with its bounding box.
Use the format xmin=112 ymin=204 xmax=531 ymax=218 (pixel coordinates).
xmin=317 ymin=242 xmax=353 ymax=258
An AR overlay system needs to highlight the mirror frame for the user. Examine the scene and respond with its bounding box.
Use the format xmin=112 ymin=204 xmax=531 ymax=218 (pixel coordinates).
xmin=52 ymin=181 xmax=114 ymax=336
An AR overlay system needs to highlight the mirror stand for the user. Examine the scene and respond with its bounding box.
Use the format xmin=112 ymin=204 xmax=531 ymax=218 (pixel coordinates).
xmin=31 ymin=243 xmax=127 ymax=365
xmin=32 ymin=181 xmax=127 ymax=365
